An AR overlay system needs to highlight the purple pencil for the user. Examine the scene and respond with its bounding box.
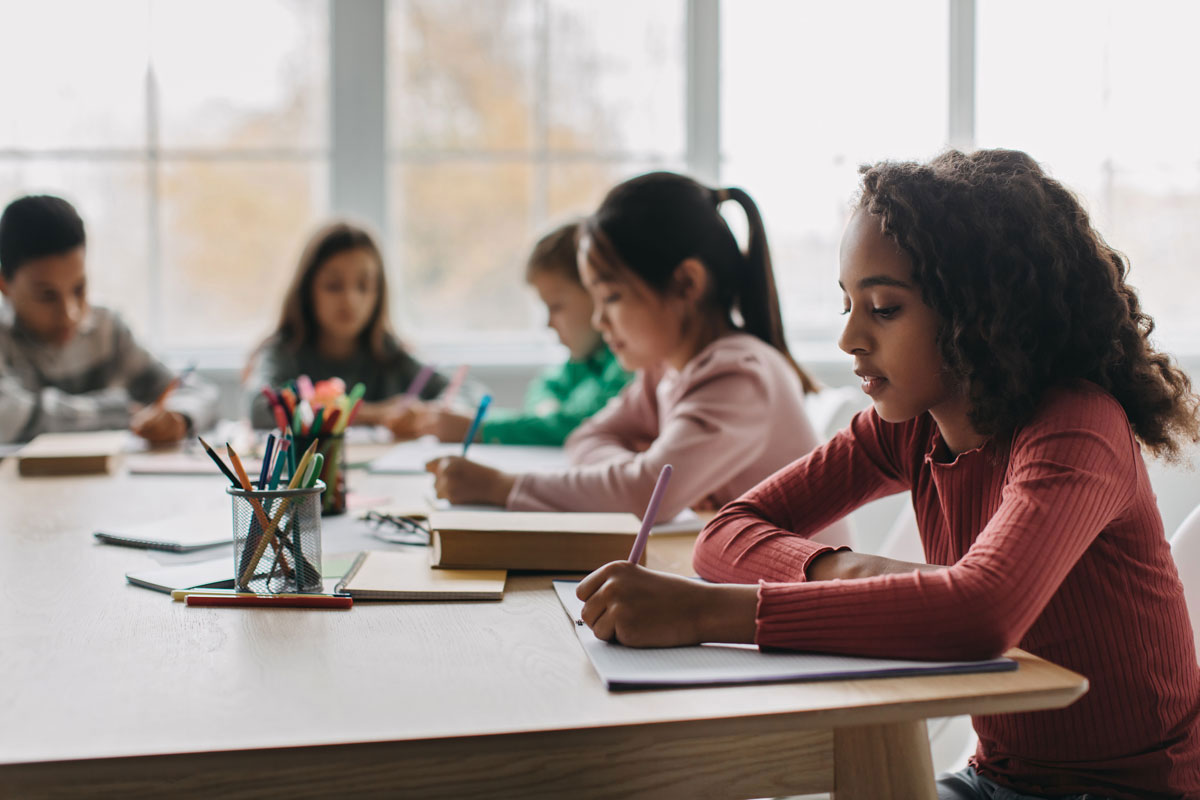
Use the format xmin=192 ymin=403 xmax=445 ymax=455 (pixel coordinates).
xmin=404 ymin=364 xmax=436 ymax=401
xmin=628 ymin=464 xmax=673 ymax=565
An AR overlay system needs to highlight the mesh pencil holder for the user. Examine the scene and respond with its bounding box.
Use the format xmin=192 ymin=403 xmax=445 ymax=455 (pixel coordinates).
xmin=228 ymin=481 xmax=324 ymax=593
xmin=291 ymin=433 xmax=346 ymax=516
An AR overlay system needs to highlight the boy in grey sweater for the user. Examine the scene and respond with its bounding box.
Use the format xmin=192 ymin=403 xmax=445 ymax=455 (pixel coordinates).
xmin=0 ymin=195 xmax=216 ymax=444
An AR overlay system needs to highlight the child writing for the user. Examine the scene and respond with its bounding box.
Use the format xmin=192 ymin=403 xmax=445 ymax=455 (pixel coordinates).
xmin=246 ymin=221 xmax=448 ymax=438
xmin=428 ymin=171 xmax=853 ymax=547
xmin=0 ymin=195 xmax=217 ymax=444
xmin=575 ymin=150 xmax=1200 ymax=799
xmin=417 ymin=220 xmax=631 ymax=446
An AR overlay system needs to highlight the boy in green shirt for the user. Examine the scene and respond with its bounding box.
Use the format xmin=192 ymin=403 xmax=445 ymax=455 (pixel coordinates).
xmin=420 ymin=221 xmax=630 ymax=446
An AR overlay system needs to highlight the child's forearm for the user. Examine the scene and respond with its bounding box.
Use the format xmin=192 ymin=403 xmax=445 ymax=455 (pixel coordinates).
xmin=698 ymin=583 xmax=760 ymax=644
xmin=807 ymin=550 xmax=943 ymax=581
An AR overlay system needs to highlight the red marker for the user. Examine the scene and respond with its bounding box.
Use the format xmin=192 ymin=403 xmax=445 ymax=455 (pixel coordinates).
xmin=185 ymin=594 xmax=352 ymax=609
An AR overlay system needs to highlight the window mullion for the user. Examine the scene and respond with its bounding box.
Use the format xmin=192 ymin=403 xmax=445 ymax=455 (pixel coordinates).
xmin=686 ymin=0 xmax=720 ymax=184
xmin=146 ymin=3 xmax=163 ymax=346
xmin=948 ymin=0 xmax=976 ymax=150
xmin=330 ymin=0 xmax=387 ymax=236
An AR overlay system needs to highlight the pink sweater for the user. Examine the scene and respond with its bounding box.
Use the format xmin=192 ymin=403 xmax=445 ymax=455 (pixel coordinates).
xmin=695 ymin=381 xmax=1200 ymax=799
xmin=507 ymin=333 xmax=851 ymax=545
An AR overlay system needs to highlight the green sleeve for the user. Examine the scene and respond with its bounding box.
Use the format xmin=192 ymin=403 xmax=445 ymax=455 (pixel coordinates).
xmin=479 ymin=351 xmax=630 ymax=446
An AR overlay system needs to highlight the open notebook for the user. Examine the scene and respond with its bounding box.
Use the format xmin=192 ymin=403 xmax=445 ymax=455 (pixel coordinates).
xmin=368 ymin=437 xmax=568 ymax=474
xmin=554 ymin=580 xmax=1017 ymax=690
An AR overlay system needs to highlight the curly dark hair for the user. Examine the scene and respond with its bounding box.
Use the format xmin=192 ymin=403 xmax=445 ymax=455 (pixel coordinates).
xmin=858 ymin=148 xmax=1199 ymax=460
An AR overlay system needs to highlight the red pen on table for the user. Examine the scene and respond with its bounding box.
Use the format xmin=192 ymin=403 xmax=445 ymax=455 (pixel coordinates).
xmin=185 ymin=594 xmax=352 ymax=609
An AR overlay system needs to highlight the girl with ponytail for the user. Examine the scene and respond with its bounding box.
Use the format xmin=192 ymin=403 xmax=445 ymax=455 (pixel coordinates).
xmin=426 ymin=172 xmax=850 ymax=545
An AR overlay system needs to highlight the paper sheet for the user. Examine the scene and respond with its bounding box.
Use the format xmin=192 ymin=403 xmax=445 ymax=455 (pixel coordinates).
xmin=554 ymin=580 xmax=1016 ymax=690
xmin=368 ymin=436 xmax=569 ymax=474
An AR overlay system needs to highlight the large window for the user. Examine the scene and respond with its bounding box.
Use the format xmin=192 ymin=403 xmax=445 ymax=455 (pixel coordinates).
xmin=386 ymin=0 xmax=685 ymax=345
xmin=1 ymin=0 xmax=1198 ymax=361
xmin=975 ymin=0 xmax=1200 ymax=349
xmin=720 ymin=0 xmax=948 ymax=353
xmin=0 ymin=0 xmax=329 ymax=352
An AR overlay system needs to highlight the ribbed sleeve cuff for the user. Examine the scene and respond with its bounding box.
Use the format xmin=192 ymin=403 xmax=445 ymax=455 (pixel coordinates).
xmin=756 ymin=580 xmax=825 ymax=648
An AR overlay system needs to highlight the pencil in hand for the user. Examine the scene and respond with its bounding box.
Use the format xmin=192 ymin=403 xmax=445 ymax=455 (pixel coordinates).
xmin=627 ymin=464 xmax=673 ymax=565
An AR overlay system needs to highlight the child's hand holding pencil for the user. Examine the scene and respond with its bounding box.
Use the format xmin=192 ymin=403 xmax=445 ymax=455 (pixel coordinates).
xmin=416 ymin=407 xmax=475 ymax=443
xmin=131 ymin=364 xmax=196 ymax=444
xmin=351 ymin=398 xmax=422 ymax=439
xmin=130 ymin=405 xmax=188 ymax=444
xmin=425 ymin=456 xmax=515 ymax=507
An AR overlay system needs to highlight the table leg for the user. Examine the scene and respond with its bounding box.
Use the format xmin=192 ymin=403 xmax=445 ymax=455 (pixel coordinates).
xmin=832 ymin=719 xmax=936 ymax=800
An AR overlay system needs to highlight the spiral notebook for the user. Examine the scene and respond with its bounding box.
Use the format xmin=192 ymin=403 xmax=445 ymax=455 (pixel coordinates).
xmin=95 ymin=508 xmax=229 ymax=552
xmin=335 ymin=550 xmax=507 ymax=600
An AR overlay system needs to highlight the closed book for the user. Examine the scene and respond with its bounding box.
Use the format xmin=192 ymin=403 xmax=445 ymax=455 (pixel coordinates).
xmin=429 ymin=511 xmax=644 ymax=571
xmin=17 ymin=431 xmax=127 ymax=477
xmin=335 ymin=550 xmax=506 ymax=600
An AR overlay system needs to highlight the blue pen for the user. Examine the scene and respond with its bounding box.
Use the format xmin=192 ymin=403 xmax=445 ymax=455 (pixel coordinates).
xmin=257 ymin=433 xmax=276 ymax=490
xmin=462 ymin=394 xmax=492 ymax=457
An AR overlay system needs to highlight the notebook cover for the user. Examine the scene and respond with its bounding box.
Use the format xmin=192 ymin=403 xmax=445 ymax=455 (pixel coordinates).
xmin=95 ymin=508 xmax=230 ymax=552
xmin=428 ymin=511 xmax=641 ymax=572
xmin=126 ymin=557 xmax=235 ymax=594
xmin=335 ymin=550 xmax=506 ymax=600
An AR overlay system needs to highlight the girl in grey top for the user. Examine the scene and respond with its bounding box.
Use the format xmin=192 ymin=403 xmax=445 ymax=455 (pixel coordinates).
xmin=245 ymin=221 xmax=449 ymax=437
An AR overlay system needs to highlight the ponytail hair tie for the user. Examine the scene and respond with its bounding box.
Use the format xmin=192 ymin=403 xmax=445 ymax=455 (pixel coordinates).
xmin=713 ymin=187 xmax=730 ymax=205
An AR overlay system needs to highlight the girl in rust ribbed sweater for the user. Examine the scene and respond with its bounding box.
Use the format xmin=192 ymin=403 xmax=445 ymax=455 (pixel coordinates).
xmin=576 ymin=150 xmax=1200 ymax=799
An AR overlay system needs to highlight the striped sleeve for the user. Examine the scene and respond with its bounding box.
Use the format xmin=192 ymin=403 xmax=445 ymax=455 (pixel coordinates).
xmin=747 ymin=395 xmax=1138 ymax=660
xmin=693 ymin=408 xmax=912 ymax=583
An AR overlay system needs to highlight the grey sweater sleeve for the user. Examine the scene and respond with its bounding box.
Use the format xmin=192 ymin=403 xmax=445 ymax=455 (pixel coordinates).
xmin=0 ymin=311 xmax=217 ymax=442
xmin=0 ymin=365 xmax=132 ymax=443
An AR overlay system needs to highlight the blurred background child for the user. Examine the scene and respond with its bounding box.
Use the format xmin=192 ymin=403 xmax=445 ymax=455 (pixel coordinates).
xmin=0 ymin=195 xmax=217 ymax=444
xmin=419 ymin=220 xmax=630 ymax=446
xmin=246 ymin=221 xmax=449 ymax=439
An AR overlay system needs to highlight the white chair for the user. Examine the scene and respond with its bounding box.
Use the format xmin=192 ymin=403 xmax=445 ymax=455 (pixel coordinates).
xmin=1169 ymin=502 xmax=1200 ymax=656
xmin=879 ymin=505 xmax=978 ymax=776
xmin=804 ymin=385 xmax=869 ymax=442
xmin=798 ymin=386 xmax=867 ymax=551
xmin=878 ymin=504 xmax=924 ymax=564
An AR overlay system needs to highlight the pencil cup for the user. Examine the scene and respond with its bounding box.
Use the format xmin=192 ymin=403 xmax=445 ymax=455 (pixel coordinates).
xmin=228 ymin=481 xmax=324 ymax=593
xmin=292 ymin=433 xmax=346 ymax=516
